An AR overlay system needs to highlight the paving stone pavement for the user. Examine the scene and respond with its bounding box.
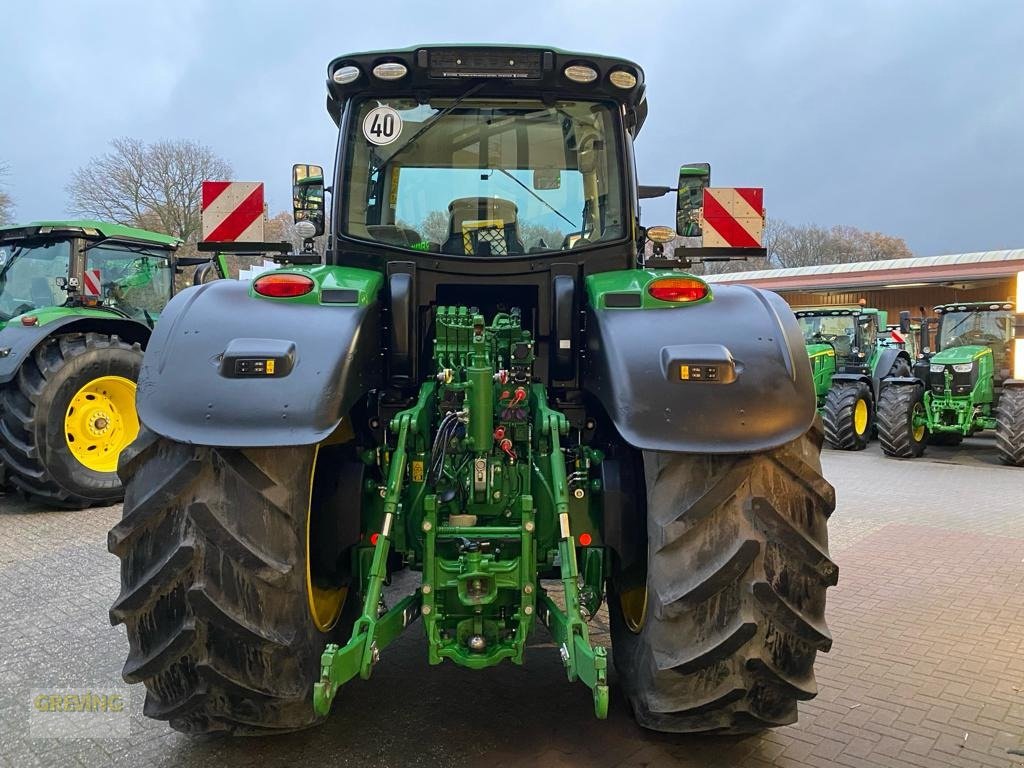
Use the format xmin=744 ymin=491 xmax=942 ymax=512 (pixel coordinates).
xmin=1 ymin=435 xmax=1022 ymax=767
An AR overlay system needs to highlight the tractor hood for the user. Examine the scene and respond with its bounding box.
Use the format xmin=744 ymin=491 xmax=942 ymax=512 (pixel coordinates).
xmin=806 ymin=342 xmax=835 ymax=359
xmin=931 ymin=345 xmax=990 ymax=365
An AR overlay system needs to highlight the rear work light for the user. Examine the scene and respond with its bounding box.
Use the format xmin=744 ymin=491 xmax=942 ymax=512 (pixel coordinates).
xmin=253 ymin=273 xmax=315 ymax=298
xmin=647 ymin=277 xmax=709 ymax=303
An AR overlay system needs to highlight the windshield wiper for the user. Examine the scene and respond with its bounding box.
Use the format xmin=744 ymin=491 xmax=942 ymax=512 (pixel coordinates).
xmin=493 ymin=169 xmax=577 ymax=229
xmin=383 ymin=82 xmax=487 ymax=163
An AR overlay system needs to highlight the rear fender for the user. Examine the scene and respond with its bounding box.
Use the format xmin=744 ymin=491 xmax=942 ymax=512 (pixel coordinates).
xmin=136 ymin=278 xmax=382 ymax=447
xmin=583 ymin=283 xmax=816 ymax=453
xmin=0 ymin=314 xmax=151 ymax=385
xmin=871 ymin=348 xmax=911 ymax=398
xmin=830 ymin=372 xmax=874 ymax=395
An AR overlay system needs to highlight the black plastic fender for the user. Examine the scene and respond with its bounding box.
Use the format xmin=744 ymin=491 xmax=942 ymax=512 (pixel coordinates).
xmin=0 ymin=316 xmax=151 ymax=385
xmin=883 ymin=376 xmax=924 ymax=388
xmin=830 ymin=372 xmax=874 ymax=395
xmin=872 ymin=348 xmax=911 ymax=398
xmin=136 ymin=279 xmax=381 ymax=447
xmin=583 ymin=285 xmax=816 ymax=454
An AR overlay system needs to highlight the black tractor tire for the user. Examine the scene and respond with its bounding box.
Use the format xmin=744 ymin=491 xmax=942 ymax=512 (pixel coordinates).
xmin=0 ymin=332 xmax=142 ymax=508
xmin=995 ymin=388 xmax=1024 ymax=466
xmin=822 ymin=380 xmax=873 ymax=450
xmin=108 ymin=429 xmax=357 ymax=735
xmin=608 ymin=423 xmax=837 ymax=734
xmin=927 ymin=432 xmax=964 ymax=447
xmin=876 ymin=384 xmax=927 ymax=458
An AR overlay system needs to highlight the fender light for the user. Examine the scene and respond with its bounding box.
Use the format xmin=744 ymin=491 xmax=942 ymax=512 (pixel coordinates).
xmin=647 ymin=277 xmax=709 ymax=303
xmin=253 ymin=273 xmax=315 ymax=298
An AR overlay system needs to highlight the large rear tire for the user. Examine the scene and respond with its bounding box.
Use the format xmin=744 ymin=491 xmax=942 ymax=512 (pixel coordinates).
xmin=995 ymin=388 xmax=1024 ymax=467
xmin=877 ymin=384 xmax=927 ymax=458
xmin=822 ymin=381 xmax=872 ymax=450
xmin=108 ymin=428 xmax=358 ymax=734
xmin=608 ymin=424 xmax=837 ymax=733
xmin=0 ymin=332 xmax=142 ymax=507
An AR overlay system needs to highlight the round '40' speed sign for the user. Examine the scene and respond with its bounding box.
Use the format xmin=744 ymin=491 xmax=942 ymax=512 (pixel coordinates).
xmin=363 ymin=106 xmax=403 ymax=146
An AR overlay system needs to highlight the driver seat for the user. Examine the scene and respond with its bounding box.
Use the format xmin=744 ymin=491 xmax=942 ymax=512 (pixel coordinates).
xmin=31 ymin=277 xmax=55 ymax=307
xmin=442 ymin=197 xmax=525 ymax=256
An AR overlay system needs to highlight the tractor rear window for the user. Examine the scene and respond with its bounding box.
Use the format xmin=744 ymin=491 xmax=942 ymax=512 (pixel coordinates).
xmin=340 ymin=98 xmax=626 ymax=257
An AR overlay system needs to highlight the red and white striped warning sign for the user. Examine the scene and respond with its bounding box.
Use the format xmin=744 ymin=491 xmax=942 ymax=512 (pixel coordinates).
xmin=700 ymin=187 xmax=764 ymax=248
xmin=82 ymin=269 xmax=102 ymax=297
xmin=201 ymin=181 xmax=265 ymax=243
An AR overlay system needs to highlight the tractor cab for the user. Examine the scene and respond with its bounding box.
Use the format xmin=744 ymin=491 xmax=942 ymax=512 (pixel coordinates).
xmin=927 ymin=302 xmax=1015 ymax=396
xmin=0 ymin=221 xmax=183 ymax=327
xmin=794 ymin=307 xmax=885 ymax=374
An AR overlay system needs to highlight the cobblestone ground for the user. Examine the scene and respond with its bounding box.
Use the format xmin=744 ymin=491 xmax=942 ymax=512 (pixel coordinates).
xmin=1 ymin=436 xmax=1023 ymax=767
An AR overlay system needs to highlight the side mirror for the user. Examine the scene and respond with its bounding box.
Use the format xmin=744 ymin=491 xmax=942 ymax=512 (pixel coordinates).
xmin=292 ymin=163 xmax=326 ymax=237
xmin=899 ymin=310 xmax=912 ymax=334
xmin=676 ymin=163 xmax=710 ymax=236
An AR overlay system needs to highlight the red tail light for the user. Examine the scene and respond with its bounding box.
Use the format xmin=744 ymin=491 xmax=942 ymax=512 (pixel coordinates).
xmin=253 ymin=273 xmax=315 ymax=298
xmin=647 ymin=277 xmax=709 ymax=303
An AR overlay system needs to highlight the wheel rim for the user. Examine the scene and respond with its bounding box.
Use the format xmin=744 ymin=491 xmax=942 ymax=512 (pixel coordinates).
xmin=912 ymin=403 xmax=926 ymax=442
xmin=854 ymin=398 xmax=869 ymax=435
xmin=64 ymin=376 xmax=139 ymax=473
xmin=619 ymin=585 xmax=648 ymax=633
xmin=306 ymin=446 xmax=347 ymax=632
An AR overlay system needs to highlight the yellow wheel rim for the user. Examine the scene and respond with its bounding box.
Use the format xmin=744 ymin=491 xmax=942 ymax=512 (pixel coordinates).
xmin=854 ymin=398 xmax=869 ymax=435
xmin=306 ymin=446 xmax=348 ymax=632
xmin=64 ymin=375 xmax=139 ymax=473
xmin=620 ymin=585 xmax=648 ymax=634
xmin=912 ymin=403 xmax=926 ymax=442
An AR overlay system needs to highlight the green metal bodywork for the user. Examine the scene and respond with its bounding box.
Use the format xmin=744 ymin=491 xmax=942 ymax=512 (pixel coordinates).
xmin=921 ymin=345 xmax=997 ymax=435
xmin=246 ymin=265 xmax=384 ymax=307
xmin=806 ymin=343 xmax=838 ymax=403
xmin=585 ymin=269 xmax=712 ymax=309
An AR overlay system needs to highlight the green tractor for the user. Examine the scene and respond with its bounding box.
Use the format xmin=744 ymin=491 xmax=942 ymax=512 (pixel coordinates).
xmin=877 ymin=301 xmax=1023 ymax=465
xmin=108 ymin=45 xmax=837 ymax=735
xmin=0 ymin=221 xmax=204 ymax=506
xmin=795 ymin=306 xmax=912 ymax=450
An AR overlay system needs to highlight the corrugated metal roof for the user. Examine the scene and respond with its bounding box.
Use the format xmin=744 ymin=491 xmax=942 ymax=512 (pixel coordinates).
xmin=705 ymin=249 xmax=1024 ymax=284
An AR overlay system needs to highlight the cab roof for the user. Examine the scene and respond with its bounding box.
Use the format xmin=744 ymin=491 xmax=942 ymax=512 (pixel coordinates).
xmin=934 ymin=301 xmax=1014 ymax=313
xmin=326 ymin=44 xmax=648 ymax=134
xmin=792 ymin=306 xmax=879 ymax=317
xmin=0 ymin=220 xmax=181 ymax=249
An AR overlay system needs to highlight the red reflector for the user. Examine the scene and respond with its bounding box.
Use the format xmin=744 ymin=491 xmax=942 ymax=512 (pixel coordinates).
xmin=648 ymin=277 xmax=709 ymax=303
xmin=21 ymin=316 xmax=39 ymax=326
xmin=370 ymin=533 xmax=380 ymax=545
xmin=253 ymin=273 xmax=315 ymax=298
xmin=578 ymin=532 xmax=593 ymax=547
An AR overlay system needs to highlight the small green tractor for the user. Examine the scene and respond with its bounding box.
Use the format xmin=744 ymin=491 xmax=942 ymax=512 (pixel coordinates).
xmin=109 ymin=45 xmax=837 ymax=735
xmin=0 ymin=221 xmax=207 ymax=506
xmin=795 ymin=306 xmax=912 ymax=450
xmin=877 ymin=301 xmax=1023 ymax=465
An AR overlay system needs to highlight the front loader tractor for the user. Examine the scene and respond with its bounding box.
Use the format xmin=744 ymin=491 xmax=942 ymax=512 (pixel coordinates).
xmin=877 ymin=301 xmax=1023 ymax=464
xmin=109 ymin=46 xmax=837 ymax=735
xmin=795 ymin=306 xmax=912 ymax=450
xmin=0 ymin=221 xmax=203 ymax=506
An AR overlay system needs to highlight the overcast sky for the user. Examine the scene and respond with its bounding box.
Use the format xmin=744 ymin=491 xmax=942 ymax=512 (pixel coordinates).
xmin=2 ymin=1 xmax=1021 ymax=256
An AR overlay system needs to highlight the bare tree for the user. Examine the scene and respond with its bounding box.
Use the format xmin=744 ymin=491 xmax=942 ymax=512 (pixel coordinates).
xmin=0 ymin=163 xmax=13 ymax=225
xmin=652 ymin=216 xmax=912 ymax=274
xmin=67 ymin=138 xmax=231 ymax=249
xmin=769 ymin=220 xmax=912 ymax=268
